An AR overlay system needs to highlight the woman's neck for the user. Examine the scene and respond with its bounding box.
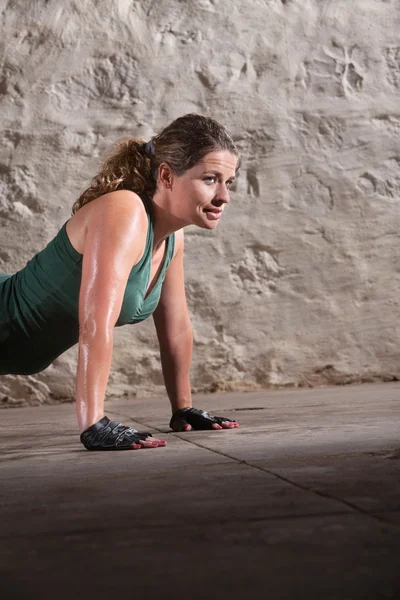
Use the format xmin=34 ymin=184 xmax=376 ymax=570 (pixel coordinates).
xmin=150 ymin=190 xmax=186 ymax=249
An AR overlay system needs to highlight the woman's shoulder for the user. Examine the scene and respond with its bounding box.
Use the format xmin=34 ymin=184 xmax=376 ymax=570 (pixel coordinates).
xmin=93 ymin=189 xmax=147 ymax=216
xmin=67 ymin=190 xmax=148 ymax=255
xmin=84 ymin=190 xmax=149 ymax=246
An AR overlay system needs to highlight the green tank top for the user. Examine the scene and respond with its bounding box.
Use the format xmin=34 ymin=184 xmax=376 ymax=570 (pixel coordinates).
xmin=0 ymin=199 xmax=175 ymax=375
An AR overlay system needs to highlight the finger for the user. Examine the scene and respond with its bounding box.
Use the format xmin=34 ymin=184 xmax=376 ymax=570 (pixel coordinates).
xmin=171 ymin=417 xmax=191 ymax=432
xmin=212 ymin=423 xmax=222 ymax=430
xmin=140 ymin=439 xmax=160 ymax=448
xmin=131 ymin=443 xmax=142 ymax=449
xmin=221 ymin=421 xmax=238 ymax=428
xmin=150 ymin=437 xmax=167 ymax=446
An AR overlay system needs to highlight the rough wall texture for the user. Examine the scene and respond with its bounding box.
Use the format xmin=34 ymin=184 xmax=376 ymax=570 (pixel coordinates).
xmin=1 ymin=0 xmax=399 ymax=407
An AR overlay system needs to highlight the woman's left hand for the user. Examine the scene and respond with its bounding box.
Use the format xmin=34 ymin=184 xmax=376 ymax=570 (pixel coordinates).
xmin=169 ymin=407 xmax=239 ymax=432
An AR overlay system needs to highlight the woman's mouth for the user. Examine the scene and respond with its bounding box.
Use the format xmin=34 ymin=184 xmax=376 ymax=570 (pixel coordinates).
xmin=203 ymin=208 xmax=223 ymax=220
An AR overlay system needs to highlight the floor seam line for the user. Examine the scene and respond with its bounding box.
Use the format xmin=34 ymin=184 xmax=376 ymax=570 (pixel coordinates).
xmin=107 ymin=410 xmax=399 ymax=529
xmin=169 ymin=437 xmax=399 ymax=529
xmin=245 ymin=461 xmax=399 ymax=528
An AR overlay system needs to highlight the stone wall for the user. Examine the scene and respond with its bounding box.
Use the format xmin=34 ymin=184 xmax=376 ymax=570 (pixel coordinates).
xmin=1 ymin=0 xmax=399 ymax=407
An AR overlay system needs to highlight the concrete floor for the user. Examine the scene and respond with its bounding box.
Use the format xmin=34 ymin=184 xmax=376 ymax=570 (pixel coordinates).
xmin=1 ymin=382 xmax=399 ymax=599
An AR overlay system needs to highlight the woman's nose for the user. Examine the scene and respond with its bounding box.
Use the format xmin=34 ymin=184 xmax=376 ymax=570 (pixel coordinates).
xmin=217 ymin=184 xmax=230 ymax=204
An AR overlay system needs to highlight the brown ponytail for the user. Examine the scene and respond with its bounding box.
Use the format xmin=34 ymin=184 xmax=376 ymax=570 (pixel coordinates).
xmin=72 ymin=114 xmax=239 ymax=214
xmin=71 ymin=138 xmax=153 ymax=214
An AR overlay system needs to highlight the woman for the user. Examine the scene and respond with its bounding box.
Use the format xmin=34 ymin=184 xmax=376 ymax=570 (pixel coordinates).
xmin=0 ymin=113 xmax=240 ymax=450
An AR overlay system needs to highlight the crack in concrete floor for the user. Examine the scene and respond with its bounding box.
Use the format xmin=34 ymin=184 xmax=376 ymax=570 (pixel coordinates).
xmin=118 ymin=410 xmax=400 ymax=530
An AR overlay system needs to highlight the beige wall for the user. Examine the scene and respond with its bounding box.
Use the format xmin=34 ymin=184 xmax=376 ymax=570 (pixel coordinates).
xmin=1 ymin=0 xmax=399 ymax=406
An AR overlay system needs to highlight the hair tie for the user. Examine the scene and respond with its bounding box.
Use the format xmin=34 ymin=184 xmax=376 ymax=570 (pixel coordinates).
xmin=144 ymin=139 xmax=155 ymax=155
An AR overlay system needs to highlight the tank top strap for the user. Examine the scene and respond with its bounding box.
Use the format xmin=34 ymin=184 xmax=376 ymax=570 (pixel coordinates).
xmin=166 ymin=230 xmax=176 ymax=265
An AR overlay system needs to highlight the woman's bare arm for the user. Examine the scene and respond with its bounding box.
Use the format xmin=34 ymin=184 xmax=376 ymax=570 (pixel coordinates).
xmin=75 ymin=191 xmax=146 ymax=432
xmin=153 ymin=229 xmax=193 ymax=414
xmin=153 ymin=231 xmax=239 ymax=433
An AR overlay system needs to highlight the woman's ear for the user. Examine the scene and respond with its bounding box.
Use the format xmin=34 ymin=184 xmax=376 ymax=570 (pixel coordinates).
xmin=158 ymin=162 xmax=174 ymax=190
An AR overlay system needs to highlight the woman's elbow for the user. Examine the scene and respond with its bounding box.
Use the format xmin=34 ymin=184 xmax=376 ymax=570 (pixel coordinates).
xmin=78 ymin=319 xmax=114 ymax=343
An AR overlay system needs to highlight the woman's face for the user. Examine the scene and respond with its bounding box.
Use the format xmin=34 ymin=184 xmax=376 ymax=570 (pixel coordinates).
xmin=171 ymin=149 xmax=238 ymax=229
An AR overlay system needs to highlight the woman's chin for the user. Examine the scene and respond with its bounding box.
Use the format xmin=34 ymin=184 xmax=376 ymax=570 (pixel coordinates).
xmin=197 ymin=219 xmax=219 ymax=230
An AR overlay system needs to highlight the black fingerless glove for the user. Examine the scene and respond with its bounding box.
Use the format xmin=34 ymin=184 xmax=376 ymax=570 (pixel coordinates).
xmin=80 ymin=416 xmax=150 ymax=450
xmin=169 ymin=407 xmax=236 ymax=432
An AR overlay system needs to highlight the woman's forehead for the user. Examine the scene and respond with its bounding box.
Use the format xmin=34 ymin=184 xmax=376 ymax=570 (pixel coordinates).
xmin=197 ymin=150 xmax=238 ymax=173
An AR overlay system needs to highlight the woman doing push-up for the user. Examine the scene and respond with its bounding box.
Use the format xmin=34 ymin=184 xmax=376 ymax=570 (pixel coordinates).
xmin=0 ymin=114 xmax=240 ymax=450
